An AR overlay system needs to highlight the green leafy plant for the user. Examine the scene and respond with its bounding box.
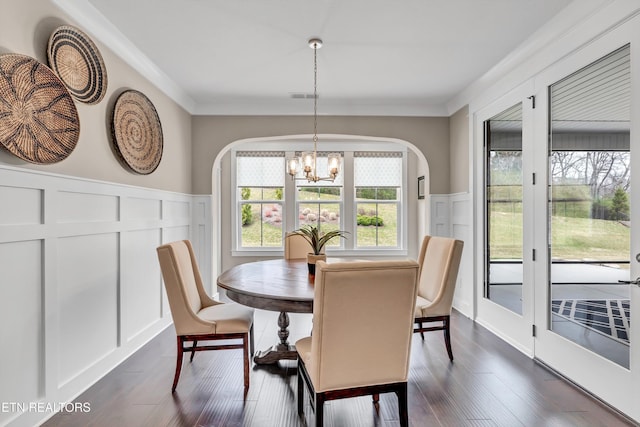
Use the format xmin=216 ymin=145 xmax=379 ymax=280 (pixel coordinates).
xmin=357 ymin=215 xmax=384 ymax=226
xmin=241 ymin=187 xmax=251 ymax=200
xmin=241 ymin=204 xmax=253 ymax=226
xmin=292 ymin=224 xmax=348 ymax=255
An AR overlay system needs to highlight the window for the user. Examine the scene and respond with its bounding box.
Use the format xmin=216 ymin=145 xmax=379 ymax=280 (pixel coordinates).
xmin=295 ymin=153 xmax=344 ymax=249
xmin=233 ymin=146 xmax=406 ymax=253
xmin=236 ymin=151 xmax=285 ymax=248
xmin=354 ymin=152 xmax=402 ymax=248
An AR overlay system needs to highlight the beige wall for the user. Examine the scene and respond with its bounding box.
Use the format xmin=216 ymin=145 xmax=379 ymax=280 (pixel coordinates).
xmin=0 ymin=0 xmax=192 ymax=193
xmin=191 ymin=115 xmax=450 ymax=194
xmin=191 ymin=115 xmax=448 ymax=271
xmin=449 ymin=105 xmax=469 ymax=193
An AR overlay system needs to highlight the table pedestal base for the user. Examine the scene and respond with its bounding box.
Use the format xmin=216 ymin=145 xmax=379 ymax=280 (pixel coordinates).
xmin=253 ymin=344 xmax=298 ymax=364
xmin=253 ymin=310 xmax=300 ymax=364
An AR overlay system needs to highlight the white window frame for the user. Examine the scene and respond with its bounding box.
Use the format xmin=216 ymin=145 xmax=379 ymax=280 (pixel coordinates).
xmin=232 ymin=150 xmax=286 ymax=254
xmin=232 ymin=144 xmax=407 ymax=256
xmin=353 ymin=152 xmax=404 ymax=249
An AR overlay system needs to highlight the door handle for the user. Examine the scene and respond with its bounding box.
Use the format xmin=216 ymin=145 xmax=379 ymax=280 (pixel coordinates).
xmin=618 ymin=277 xmax=640 ymax=286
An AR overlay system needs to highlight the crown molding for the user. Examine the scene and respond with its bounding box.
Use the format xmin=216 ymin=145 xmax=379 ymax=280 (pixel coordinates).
xmin=193 ymin=98 xmax=449 ymax=117
xmin=51 ymin=0 xmax=450 ymax=117
xmin=52 ymin=0 xmax=197 ymax=113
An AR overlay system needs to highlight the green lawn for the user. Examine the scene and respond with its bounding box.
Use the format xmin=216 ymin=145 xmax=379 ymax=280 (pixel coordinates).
xmin=240 ymin=203 xmax=283 ymax=247
xmin=550 ymin=215 xmax=629 ymax=260
xmin=241 ymin=189 xmax=629 ymax=257
xmin=240 ymin=189 xmax=399 ymax=248
xmin=490 ymin=210 xmax=630 ymax=260
xmin=356 ymin=203 xmax=397 ymax=247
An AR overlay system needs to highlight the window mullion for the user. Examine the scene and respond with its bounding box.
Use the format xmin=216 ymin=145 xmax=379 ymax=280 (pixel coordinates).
xmin=285 ymin=151 xmax=296 ymax=231
xmin=342 ymin=151 xmax=354 ymax=250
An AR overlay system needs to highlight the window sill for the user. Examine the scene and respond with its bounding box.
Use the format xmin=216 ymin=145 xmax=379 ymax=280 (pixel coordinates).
xmin=232 ymin=248 xmax=408 ymax=258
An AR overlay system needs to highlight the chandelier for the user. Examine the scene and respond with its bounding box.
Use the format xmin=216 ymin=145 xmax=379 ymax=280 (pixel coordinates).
xmin=287 ymin=38 xmax=340 ymax=182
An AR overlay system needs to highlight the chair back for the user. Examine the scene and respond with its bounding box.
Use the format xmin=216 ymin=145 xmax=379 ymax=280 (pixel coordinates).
xmin=416 ymin=236 xmax=464 ymax=316
xmin=284 ymin=232 xmax=311 ymax=259
xmin=157 ymin=240 xmax=213 ymax=334
xmin=309 ymin=260 xmax=419 ymax=392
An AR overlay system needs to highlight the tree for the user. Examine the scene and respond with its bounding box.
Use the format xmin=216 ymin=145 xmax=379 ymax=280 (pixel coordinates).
xmin=550 ymin=151 xmax=630 ymax=200
xmin=611 ymin=187 xmax=629 ymax=221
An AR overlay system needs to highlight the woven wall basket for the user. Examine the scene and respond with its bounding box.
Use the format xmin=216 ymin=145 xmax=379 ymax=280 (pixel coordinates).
xmin=0 ymin=54 xmax=80 ymax=164
xmin=48 ymin=25 xmax=107 ymax=105
xmin=111 ymin=90 xmax=163 ymax=174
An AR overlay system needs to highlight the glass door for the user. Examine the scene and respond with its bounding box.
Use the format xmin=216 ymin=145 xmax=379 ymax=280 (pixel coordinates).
xmin=548 ymin=45 xmax=631 ymax=367
xmin=485 ymin=103 xmax=524 ymax=315
xmin=476 ymin=18 xmax=640 ymax=421
xmin=533 ymin=37 xmax=640 ymax=421
xmin=475 ymin=83 xmax=535 ymax=355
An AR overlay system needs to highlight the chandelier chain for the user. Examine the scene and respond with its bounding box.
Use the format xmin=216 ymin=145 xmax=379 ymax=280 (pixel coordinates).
xmin=287 ymin=38 xmax=339 ymax=183
xmin=313 ymin=40 xmax=318 ymax=146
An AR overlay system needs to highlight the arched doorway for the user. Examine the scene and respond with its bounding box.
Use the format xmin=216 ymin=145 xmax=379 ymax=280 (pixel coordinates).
xmin=209 ymin=134 xmax=431 ymax=281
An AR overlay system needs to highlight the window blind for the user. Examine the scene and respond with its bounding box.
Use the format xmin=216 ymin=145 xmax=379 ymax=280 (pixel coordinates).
xmin=236 ymin=151 xmax=285 ymax=187
xmin=354 ymin=152 xmax=402 ymax=187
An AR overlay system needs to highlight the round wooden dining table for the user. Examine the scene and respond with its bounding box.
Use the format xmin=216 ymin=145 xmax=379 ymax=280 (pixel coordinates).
xmin=217 ymin=258 xmax=349 ymax=364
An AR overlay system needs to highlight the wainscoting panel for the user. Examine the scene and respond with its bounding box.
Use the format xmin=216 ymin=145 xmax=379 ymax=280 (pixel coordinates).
xmin=122 ymin=197 xmax=162 ymax=221
xmin=0 ymin=165 xmax=205 ymax=427
xmin=121 ymin=229 xmax=163 ymax=343
xmin=430 ymin=195 xmax=450 ymax=238
xmin=164 ymin=199 xmax=190 ymax=221
xmin=0 ymin=186 xmax=42 ymax=226
xmin=430 ymin=193 xmax=473 ymax=318
xmin=0 ymin=240 xmax=43 ymax=427
xmin=162 ymin=225 xmax=190 ymax=244
xmin=56 ymin=191 xmax=119 ymax=223
xmin=57 ymin=233 xmax=119 ymax=387
xmin=192 ymin=196 xmax=213 ymax=296
xmin=451 ymin=197 xmax=469 ymax=221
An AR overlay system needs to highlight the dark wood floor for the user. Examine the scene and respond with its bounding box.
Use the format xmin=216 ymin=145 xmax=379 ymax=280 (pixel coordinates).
xmin=44 ymin=309 xmax=635 ymax=427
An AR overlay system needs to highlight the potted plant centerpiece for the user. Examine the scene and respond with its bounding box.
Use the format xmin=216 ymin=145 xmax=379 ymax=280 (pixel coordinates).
xmin=292 ymin=224 xmax=348 ymax=276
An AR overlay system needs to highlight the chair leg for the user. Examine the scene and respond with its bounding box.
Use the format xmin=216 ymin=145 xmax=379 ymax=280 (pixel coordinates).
xmin=190 ymin=340 xmax=197 ymax=362
xmin=243 ymin=333 xmax=250 ymax=390
xmin=372 ymin=393 xmax=380 ymax=413
xmin=250 ymin=324 xmax=255 ymax=356
xmin=418 ymin=321 xmax=425 ymax=340
xmin=315 ymin=393 xmax=325 ymax=427
xmin=443 ymin=315 xmax=453 ymax=361
xmin=297 ymin=360 xmax=304 ymax=416
xmin=396 ymin=383 xmax=409 ymax=427
xmin=172 ymin=336 xmax=184 ymax=393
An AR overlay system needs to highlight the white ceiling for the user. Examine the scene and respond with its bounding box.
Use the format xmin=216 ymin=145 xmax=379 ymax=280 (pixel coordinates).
xmin=54 ymin=0 xmax=608 ymax=116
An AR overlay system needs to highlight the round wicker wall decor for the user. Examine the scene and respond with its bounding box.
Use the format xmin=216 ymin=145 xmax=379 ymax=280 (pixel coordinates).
xmin=111 ymin=90 xmax=163 ymax=174
xmin=0 ymin=54 xmax=80 ymax=164
xmin=48 ymin=25 xmax=107 ymax=105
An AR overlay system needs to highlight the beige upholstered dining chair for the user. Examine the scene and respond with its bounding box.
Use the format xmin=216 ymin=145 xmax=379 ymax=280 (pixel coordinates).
xmin=414 ymin=235 xmax=464 ymax=361
xmin=156 ymin=240 xmax=254 ymax=392
xmin=296 ymin=260 xmax=419 ymax=427
xmin=284 ymin=231 xmax=311 ymax=259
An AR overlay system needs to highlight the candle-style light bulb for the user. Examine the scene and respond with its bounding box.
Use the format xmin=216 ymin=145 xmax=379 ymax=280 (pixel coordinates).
xmin=327 ymin=153 xmax=340 ymax=178
xmin=287 ymin=156 xmax=300 ymax=177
